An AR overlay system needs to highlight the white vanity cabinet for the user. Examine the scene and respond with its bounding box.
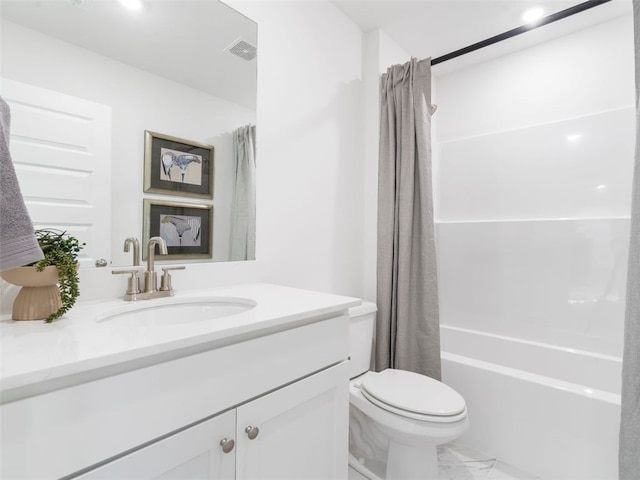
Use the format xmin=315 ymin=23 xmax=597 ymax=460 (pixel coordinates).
xmin=0 ymin=287 xmax=357 ymax=480
xmin=235 ymin=362 xmax=348 ymax=479
xmin=76 ymin=410 xmax=237 ymax=480
xmin=76 ymin=362 xmax=348 ymax=480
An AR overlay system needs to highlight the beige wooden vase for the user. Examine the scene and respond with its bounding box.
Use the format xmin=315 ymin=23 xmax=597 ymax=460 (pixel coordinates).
xmin=0 ymin=266 xmax=62 ymax=321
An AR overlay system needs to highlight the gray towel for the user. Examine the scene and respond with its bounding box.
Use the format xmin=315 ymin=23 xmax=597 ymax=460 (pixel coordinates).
xmin=0 ymin=95 xmax=43 ymax=271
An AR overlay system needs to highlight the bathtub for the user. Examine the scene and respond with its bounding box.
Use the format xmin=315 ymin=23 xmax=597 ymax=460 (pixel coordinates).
xmin=440 ymin=325 xmax=621 ymax=480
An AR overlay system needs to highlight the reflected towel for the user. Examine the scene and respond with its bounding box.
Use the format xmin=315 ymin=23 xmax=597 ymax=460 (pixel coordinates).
xmin=0 ymin=95 xmax=43 ymax=271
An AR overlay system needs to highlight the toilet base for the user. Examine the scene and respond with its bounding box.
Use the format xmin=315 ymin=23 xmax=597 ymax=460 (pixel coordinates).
xmin=348 ymin=453 xmax=383 ymax=480
xmin=348 ymin=465 xmax=369 ymax=480
xmin=386 ymin=441 xmax=437 ymax=479
xmin=348 ymin=444 xmax=437 ymax=480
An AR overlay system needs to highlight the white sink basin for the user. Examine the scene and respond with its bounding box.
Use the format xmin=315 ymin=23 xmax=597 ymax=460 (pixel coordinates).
xmin=95 ymin=297 xmax=256 ymax=327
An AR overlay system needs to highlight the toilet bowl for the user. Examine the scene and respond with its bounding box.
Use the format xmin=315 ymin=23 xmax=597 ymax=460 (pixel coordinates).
xmin=348 ymin=302 xmax=469 ymax=480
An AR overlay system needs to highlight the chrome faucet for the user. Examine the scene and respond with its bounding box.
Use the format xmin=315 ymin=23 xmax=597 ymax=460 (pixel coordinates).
xmin=113 ymin=236 xmax=185 ymax=301
xmin=123 ymin=237 xmax=140 ymax=266
xmin=144 ymin=236 xmax=168 ymax=293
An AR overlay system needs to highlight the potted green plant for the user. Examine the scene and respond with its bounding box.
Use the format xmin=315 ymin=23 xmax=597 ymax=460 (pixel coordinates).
xmin=1 ymin=229 xmax=85 ymax=322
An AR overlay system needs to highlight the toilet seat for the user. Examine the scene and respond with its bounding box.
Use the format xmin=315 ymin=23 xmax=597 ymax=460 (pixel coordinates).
xmin=360 ymin=369 xmax=467 ymax=423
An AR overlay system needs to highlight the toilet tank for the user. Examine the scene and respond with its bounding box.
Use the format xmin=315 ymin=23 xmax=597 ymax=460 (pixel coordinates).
xmin=348 ymin=301 xmax=378 ymax=379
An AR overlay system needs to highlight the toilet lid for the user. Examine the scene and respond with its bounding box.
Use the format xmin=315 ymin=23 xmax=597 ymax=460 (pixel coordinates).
xmin=360 ymin=369 xmax=466 ymax=418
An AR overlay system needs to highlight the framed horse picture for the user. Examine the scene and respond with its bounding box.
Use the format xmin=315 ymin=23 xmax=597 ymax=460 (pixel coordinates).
xmin=143 ymin=131 xmax=214 ymax=199
xmin=143 ymin=200 xmax=213 ymax=260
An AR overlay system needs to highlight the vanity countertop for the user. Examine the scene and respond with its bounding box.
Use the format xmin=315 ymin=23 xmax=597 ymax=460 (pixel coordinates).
xmin=0 ymin=283 xmax=361 ymax=394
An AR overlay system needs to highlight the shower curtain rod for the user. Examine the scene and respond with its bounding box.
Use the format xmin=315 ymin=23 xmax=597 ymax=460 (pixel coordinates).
xmin=431 ymin=0 xmax=612 ymax=66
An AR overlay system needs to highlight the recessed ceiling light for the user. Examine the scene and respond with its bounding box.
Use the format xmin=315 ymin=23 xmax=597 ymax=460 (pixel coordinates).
xmin=119 ymin=0 xmax=142 ymax=11
xmin=522 ymin=7 xmax=545 ymax=24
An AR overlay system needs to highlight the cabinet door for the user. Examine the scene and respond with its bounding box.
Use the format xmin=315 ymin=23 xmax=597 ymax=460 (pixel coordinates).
xmin=75 ymin=410 xmax=236 ymax=480
xmin=236 ymin=362 xmax=349 ymax=480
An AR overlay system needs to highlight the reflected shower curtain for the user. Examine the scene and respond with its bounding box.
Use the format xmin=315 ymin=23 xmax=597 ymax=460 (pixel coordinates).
xmin=230 ymin=124 xmax=256 ymax=261
xmin=620 ymin=3 xmax=640 ymax=478
xmin=376 ymin=58 xmax=441 ymax=380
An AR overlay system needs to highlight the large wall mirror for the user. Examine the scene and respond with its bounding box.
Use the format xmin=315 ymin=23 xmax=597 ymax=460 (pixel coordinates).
xmin=0 ymin=0 xmax=257 ymax=267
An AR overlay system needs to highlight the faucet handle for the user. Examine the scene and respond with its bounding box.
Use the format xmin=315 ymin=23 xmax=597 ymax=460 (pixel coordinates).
xmin=161 ymin=266 xmax=186 ymax=272
xmin=112 ymin=268 xmax=141 ymax=296
xmin=160 ymin=265 xmax=185 ymax=292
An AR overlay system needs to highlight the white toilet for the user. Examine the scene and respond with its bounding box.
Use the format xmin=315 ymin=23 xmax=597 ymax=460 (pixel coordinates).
xmin=348 ymin=302 xmax=469 ymax=480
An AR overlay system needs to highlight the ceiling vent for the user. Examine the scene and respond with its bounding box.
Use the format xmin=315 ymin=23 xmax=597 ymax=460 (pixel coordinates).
xmin=226 ymin=38 xmax=257 ymax=62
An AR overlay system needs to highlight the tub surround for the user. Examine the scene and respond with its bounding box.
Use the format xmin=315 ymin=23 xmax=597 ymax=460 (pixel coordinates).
xmin=433 ymin=13 xmax=632 ymax=478
xmin=0 ymin=283 xmax=359 ymax=479
xmin=441 ymin=325 xmax=620 ymax=479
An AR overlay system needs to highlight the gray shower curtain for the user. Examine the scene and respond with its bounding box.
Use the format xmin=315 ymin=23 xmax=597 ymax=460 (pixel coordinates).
xmin=620 ymin=3 xmax=640 ymax=478
xmin=376 ymin=58 xmax=441 ymax=381
xmin=230 ymin=124 xmax=256 ymax=261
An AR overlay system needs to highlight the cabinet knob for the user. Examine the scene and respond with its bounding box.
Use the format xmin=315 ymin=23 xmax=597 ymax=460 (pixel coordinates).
xmin=245 ymin=425 xmax=259 ymax=440
xmin=219 ymin=438 xmax=235 ymax=454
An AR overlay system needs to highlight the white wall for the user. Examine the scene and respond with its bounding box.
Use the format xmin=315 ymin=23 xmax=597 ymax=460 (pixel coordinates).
xmin=433 ymin=15 xmax=635 ymax=356
xmin=1 ymin=1 xmax=369 ymax=307
xmin=228 ymin=1 xmax=367 ymax=298
xmin=1 ymin=20 xmax=255 ymax=266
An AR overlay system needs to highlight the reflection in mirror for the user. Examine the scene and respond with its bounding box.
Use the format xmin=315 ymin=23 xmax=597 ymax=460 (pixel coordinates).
xmin=0 ymin=0 xmax=257 ymax=267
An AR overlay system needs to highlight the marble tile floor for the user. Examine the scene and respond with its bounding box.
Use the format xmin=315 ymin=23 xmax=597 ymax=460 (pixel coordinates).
xmin=438 ymin=443 xmax=541 ymax=480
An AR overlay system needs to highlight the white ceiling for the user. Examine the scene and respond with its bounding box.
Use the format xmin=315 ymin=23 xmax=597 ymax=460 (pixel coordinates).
xmin=331 ymin=0 xmax=632 ymax=73
xmin=2 ymin=1 xmax=632 ymax=103
xmin=1 ymin=0 xmax=258 ymax=109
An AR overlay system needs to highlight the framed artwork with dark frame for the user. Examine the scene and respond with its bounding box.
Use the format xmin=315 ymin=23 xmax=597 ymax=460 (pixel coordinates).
xmin=144 ymin=130 xmax=214 ymax=199
xmin=143 ymin=199 xmax=213 ymax=260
